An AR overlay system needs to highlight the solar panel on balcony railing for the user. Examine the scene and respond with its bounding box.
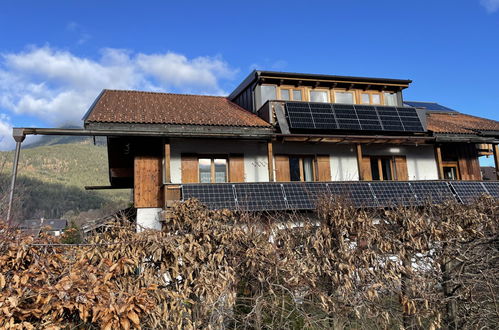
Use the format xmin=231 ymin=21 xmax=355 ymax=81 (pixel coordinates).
xmin=482 ymin=181 xmax=499 ymax=198
xmin=182 ymin=184 xmax=237 ymax=209
xmin=370 ymin=182 xmax=417 ymax=207
xmin=409 ymin=181 xmax=456 ymax=204
xmin=235 ymin=183 xmax=288 ymax=211
xmin=449 ymin=181 xmax=488 ymax=204
xmin=282 ymin=182 xmax=329 ymax=210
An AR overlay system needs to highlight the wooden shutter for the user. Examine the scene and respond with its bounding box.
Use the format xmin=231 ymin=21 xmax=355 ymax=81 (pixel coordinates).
xmin=275 ymin=155 xmax=290 ymax=182
xmin=229 ymin=154 xmax=245 ymax=182
xmin=181 ymin=154 xmax=198 ymax=183
xmin=316 ymin=154 xmax=331 ymax=181
xmin=457 ymin=144 xmax=481 ymax=180
xmin=134 ymin=155 xmax=163 ymax=208
xmin=361 ymin=156 xmax=372 ymax=181
xmin=394 ymin=156 xmax=409 ymax=181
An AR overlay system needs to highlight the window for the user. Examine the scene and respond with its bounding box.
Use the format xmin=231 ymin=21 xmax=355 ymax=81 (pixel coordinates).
xmin=370 ymin=157 xmax=393 ymax=181
xmin=334 ymin=91 xmax=355 ymax=104
xmin=442 ymin=162 xmax=460 ymax=180
xmin=384 ymin=92 xmax=398 ymax=106
xmin=279 ymin=87 xmax=303 ymax=101
xmin=361 ymin=92 xmax=382 ymax=105
xmin=260 ymin=85 xmax=276 ymax=105
xmin=198 ymin=157 xmax=227 ymax=183
xmin=289 ymin=156 xmax=315 ymax=181
xmin=309 ymin=90 xmax=329 ymax=103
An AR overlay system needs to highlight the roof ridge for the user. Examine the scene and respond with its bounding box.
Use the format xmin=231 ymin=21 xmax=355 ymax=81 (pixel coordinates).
xmin=103 ymin=89 xmax=228 ymax=99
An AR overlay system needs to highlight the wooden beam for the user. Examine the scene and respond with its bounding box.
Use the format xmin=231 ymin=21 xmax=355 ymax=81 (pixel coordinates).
xmin=435 ymin=145 xmax=444 ymax=180
xmin=164 ymin=140 xmax=171 ymax=183
xmin=356 ymin=144 xmax=364 ymax=180
xmin=267 ymin=141 xmax=275 ymax=182
xmin=493 ymin=144 xmax=499 ymax=180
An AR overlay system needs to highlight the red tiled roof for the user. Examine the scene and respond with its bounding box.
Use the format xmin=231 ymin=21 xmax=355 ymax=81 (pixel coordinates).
xmin=85 ymin=90 xmax=271 ymax=128
xmin=427 ymin=112 xmax=499 ymax=135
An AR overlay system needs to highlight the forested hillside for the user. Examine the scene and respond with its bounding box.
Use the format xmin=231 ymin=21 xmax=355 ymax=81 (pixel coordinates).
xmin=0 ymin=137 xmax=129 ymax=220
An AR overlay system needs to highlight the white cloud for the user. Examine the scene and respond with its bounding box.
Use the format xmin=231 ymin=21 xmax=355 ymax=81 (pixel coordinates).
xmin=0 ymin=45 xmax=237 ymax=150
xmin=481 ymin=0 xmax=499 ymax=13
xmin=0 ymin=114 xmax=14 ymax=150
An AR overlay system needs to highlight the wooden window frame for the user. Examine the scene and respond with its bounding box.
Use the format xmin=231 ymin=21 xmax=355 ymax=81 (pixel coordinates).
xmin=370 ymin=156 xmax=395 ymax=181
xmin=276 ymin=154 xmax=329 ymax=182
xmin=198 ymin=155 xmax=229 ymax=183
xmin=442 ymin=161 xmax=461 ymax=180
xmin=278 ymin=85 xmax=305 ymax=101
xmin=332 ymin=89 xmax=356 ymax=104
xmin=359 ymin=91 xmax=383 ymax=105
xmin=308 ymin=88 xmax=331 ymax=103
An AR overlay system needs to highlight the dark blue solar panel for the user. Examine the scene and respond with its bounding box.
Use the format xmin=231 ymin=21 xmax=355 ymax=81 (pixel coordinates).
xmin=403 ymin=101 xmax=457 ymax=112
xmin=410 ymin=181 xmax=456 ymax=204
xmin=449 ymin=182 xmax=488 ymax=204
xmin=328 ymin=182 xmax=378 ymax=208
xmin=182 ymin=184 xmax=237 ymax=209
xmin=282 ymin=182 xmax=330 ymax=209
xmin=370 ymin=182 xmax=417 ymax=207
xmin=235 ymin=183 xmax=288 ymax=211
xmin=483 ymin=182 xmax=499 ymax=199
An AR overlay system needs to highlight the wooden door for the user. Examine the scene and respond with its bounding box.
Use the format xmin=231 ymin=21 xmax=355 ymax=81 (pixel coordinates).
xmin=316 ymin=154 xmax=331 ymax=181
xmin=181 ymin=154 xmax=199 ymax=183
xmin=229 ymin=154 xmax=245 ymax=182
xmin=275 ymin=155 xmax=290 ymax=181
xmin=394 ymin=156 xmax=409 ymax=181
xmin=134 ymin=155 xmax=163 ymax=208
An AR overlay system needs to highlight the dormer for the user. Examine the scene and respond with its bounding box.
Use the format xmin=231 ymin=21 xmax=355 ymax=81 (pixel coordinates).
xmin=229 ymin=70 xmax=412 ymax=113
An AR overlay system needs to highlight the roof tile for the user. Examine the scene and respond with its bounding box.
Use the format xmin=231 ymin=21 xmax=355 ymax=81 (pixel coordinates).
xmin=85 ymin=90 xmax=271 ymax=128
xmin=427 ymin=112 xmax=499 ymax=134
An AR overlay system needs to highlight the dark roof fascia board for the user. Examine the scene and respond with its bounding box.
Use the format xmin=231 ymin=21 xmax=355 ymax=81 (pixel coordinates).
xmin=434 ymin=134 xmax=499 ymax=144
xmin=15 ymin=125 xmax=274 ymax=140
xmin=229 ymin=70 xmax=412 ymax=101
xmin=82 ymin=89 xmax=106 ymax=121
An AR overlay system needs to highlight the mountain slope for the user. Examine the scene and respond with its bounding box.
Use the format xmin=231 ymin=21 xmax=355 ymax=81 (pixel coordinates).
xmin=0 ymin=140 xmax=129 ymax=219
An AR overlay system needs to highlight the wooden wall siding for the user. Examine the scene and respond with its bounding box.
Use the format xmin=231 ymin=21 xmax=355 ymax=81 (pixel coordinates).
xmin=134 ymin=156 xmax=163 ymax=208
xmin=394 ymin=156 xmax=409 ymax=181
xmin=267 ymin=142 xmax=274 ymax=182
xmin=275 ymin=155 xmax=291 ymax=182
xmin=316 ymin=155 xmax=331 ymax=181
xmin=181 ymin=154 xmax=199 ymax=183
xmin=457 ymin=144 xmax=481 ymax=180
xmin=493 ymin=144 xmax=499 ymax=180
xmin=229 ymin=154 xmax=245 ymax=182
xmin=361 ymin=156 xmax=372 ymax=181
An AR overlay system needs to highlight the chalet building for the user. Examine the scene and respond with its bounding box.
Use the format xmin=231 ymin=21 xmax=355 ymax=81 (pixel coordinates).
xmin=11 ymin=70 xmax=499 ymax=230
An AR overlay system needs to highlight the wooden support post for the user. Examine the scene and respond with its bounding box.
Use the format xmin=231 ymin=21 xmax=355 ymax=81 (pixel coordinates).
xmin=435 ymin=145 xmax=444 ymax=180
xmin=356 ymin=144 xmax=364 ymax=181
xmin=7 ymin=140 xmax=23 ymax=226
xmin=267 ymin=141 xmax=274 ymax=182
xmin=493 ymin=144 xmax=499 ymax=180
xmin=164 ymin=140 xmax=171 ymax=183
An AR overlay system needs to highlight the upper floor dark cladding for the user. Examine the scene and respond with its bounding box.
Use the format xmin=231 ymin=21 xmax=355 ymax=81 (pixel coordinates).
xmin=228 ymin=70 xmax=412 ymax=114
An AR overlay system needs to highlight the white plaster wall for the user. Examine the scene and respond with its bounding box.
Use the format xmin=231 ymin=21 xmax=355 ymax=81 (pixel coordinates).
xmin=272 ymin=143 xmax=360 ymax=181
xmin=170 ymin=139 xmax=269 ymax=183
xmin=362 ymin=145 xmax=439 ymax=180
xmin=136 ymin=207 xmax=162 ymax=231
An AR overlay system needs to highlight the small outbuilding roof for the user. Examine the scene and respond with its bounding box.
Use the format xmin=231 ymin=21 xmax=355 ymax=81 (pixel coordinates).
xmin=84 ymin=90 xmax=271 ymax=128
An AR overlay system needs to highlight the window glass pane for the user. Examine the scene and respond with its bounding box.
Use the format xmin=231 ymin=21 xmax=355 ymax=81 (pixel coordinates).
xmin=361 ymin=93 xmax=370 ymax=104
xmin=303 ymin=157 xmax=314 ymax=182
xmin=370 ymin=158 xmax=380 ymax=181
xmin=381 ymin=159 xmax=392 ymax=180
xmin=260 ymin=85 xmax=276 ymax=105
xmin=335 ymin=92 xmax=354 ymax=104
xmin=289 ymin=157 xmax=301 ymax=181
xmin=443 ymin=166 xmax=458 ymax=180
xmin=280 ymin=89 xmax=290 ymax=100
xmin=372 ymin=94 xmax=381 ymax=104
xmin=292 ymin=90 xmax=302 ymax=101
xmin=214 ymin=159 xmax=227 ymax=183
xmin=384 ymin=92 xmax=397 ymax=106
xmin=199 ymin=158 xmax=211 ymax=183
xmin=310 ymin=90 xmax=328 ymax=103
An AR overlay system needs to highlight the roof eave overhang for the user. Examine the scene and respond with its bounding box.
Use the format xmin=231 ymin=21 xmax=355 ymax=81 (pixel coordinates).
xmin=275 ymin=133 xmax=434 ymax=145
xmin=434 ymin=133 xmax=499 ymax=144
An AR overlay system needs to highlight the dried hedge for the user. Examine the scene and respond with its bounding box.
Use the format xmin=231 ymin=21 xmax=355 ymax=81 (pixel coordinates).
xmin=0 ymin=197 xmax=498 ymax=329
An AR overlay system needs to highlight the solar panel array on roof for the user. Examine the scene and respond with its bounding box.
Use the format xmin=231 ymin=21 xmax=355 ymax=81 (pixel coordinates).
xmin=285 ymin=102 xmax=425 ymax=132
xmin=180 ymin=181 xmax=499 ymax=211
xmin=403 ymin=101 xmax=457 ymax=112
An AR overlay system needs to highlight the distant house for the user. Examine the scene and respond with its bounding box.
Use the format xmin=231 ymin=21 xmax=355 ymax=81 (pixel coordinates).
xmin=481 ymin=166 xmax=498 ymax=180
xmin=12 ymin=70 xmax=499 ymax=230
xmin=20 ymin=218 xmax=67 ymax=236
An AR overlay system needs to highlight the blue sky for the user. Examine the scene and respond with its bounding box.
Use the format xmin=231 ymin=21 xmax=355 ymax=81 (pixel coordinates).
xmin=0 ymin=0 xmax=498 ymax=163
